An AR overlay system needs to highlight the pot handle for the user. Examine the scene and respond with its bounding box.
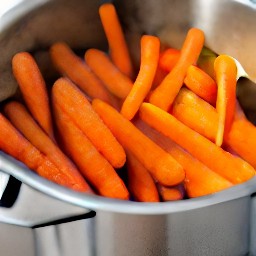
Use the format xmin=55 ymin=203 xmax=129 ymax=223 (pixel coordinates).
xmin=0 ymin=152 xmax=95 ymax=228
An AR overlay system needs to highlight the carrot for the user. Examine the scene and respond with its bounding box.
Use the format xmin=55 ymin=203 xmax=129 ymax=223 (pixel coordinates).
xmin=172 ymin=88 xmax=256 ymax=168
xmin=135 ymin=118 xmax=233 ymax=198
xmin=214 ymin=55 xmax=237 ymax=146
xmin=85 ymin=48 xmax=133 ymax=99
xmin=52 ymin=78 xmax=126 ymax=168
xmin=92 ymin=99 xmax=185 ymax=186
xmin=184 ymin=65 xmax=217 ymax=105
xmin=149 ymin=28 xmax=205 ymax=111
xmin=12 ymin=52 xmax=54 ymax=140
xmin=53 ymin=101 xmax=129 ymax=199
xmin=126 ymin=150 xmax=159 ymax=202
xmin=159 ymin=48 xmax=180 ymax=72
xmin=157 ymin=184 xmax=185 ymax=201
xmin=50 ymin=42 xmax=114 ymax=105
xmin=139 ymin=102 xmax=255 ymax=184
xmin=99 ymin=3 xmax=134 ymax=78
xmin=121 ymin=35 xmax=160 ymax=120
xmin=0 ymin=113 xmax=91 ymax=192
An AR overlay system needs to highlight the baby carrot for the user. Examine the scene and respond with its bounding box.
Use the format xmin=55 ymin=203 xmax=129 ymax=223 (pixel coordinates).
xmin=135 ymin=118 xmax=233 ymax=198
xmin=3 ymin=100 xmax=91 ymax=188
xmin=53 ymin=102 xmax=129 ymax=200
xmin=172 ymin=88 xmax=256 ymax=168
xmin=149 ymin=28 xmax=205 ymax=111
xmin=52 ymin=78 xmax=126 ymax=168
xmin=139 ymin=102 xmax=255 ymax=184
xmin=126 ymin=151 xmax=159 ymax=202
xmin=99 ymin=3 xmax=134 ymax=78
xmin=92 ymin=98 xmax=185 ymax=186
xmin=184 ymin=65 xmax=217 ymax=105
xmin=12 ymin=52 xmax=54 ymax=140
xmin=214 ymin=55 xmax=237 ymax=146
xmin=121 ymin=35 xmax=160 ymax=120
xmin=157 ymin=184 xmax=185 ymax=201
xmin=85 ymin=48 xmax=133 ymax=99
xmin=159 ymin=48 xmax=180 ymax=72
xmin=50 ymin=42 xmax=114 ymax=104
xmin=0 ymin=113 xmax=91 ymax=192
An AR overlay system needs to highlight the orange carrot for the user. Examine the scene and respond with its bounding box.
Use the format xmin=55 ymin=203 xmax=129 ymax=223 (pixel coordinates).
xmin=3 ymin=100 xmax=92 ymax=188
xmin=135 ymin=118 xmax=233 ymax=198
xmin=0 ymin=113 xmax=91 ymax=192
xmin=159 ymin=48 xmax=180 ymax=72
xmin=214 ymin=55 xmax=237 ymax=146
xmin=50 ymin=42 xmax=114 ymax=104
xmin=126 ymin=151 xmax=159 ymax=202
xmin=121 ymin=35 xmax=160 ymax=120
xmin=149 ymin=28 xmax=205 ymax=111
xmin=53 ymin=101 xmax=129 ymax=199
xmin=184 ymin=65 xmax=217 ymax=105
xmin=99 ymin=3 xmax=134 ymax=78
xmin=157 ymin=184 xmax=185 ymax=201
xmin=85 ymin=48 xmax=133 ymax=99
xmin=52 ymin=78 xmax=126 ymax=168
xmin=172 ymin=88 xmax=256 ymax=168
xmin=12 ymin=52 xmax=54 ymax=139
xmin=92 ymin=99 xmax=185 ymax=186
xmin=139 ymin=102 xmax=255 ymax=184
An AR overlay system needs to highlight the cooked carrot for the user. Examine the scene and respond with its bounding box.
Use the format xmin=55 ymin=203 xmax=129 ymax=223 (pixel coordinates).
xmin=172 ymin=88 xmax=256 ymax=168
xmin=159 ymin=48 xmax=180 ymax=72
xmin=53 ymin=101 xmax=129 ymax=199
xmin=139 ymin=102 xmax=255 ymax=184
xmin=126 ymin=150 xmax=159 ymax=202
xmin=50 ymin=42 xmax=114 ymax=105
xmin=52 ymin=78 xmax=126 ymax=168
xmin=121 ymin=35 xmax=160 ymax=120
xmin=214 ymin=55 xmax=237 ymax=146
xmin=85 ymin=48 xmax=133 ymax=99
xmin=135 ymin=118 xmax=233 ymax=198
xmin=0 ymin=113 xmax=91 ymax=192
xmin=92 ymin=99 xmax=185 ymax=186
xmin=184 ymin=65 xmax=217 ymax=105
xmin=12 ymin=52 xmax=54 ymax=140
xmin=99 ymin=3 xmax=134 ymax=78
xmin=149 ymin=28 xmax=205 ymax=111
xmin=157 ymin=184 xmax=185 ymax=201
xmin=3 ymin=100 xmax=92 ymax=188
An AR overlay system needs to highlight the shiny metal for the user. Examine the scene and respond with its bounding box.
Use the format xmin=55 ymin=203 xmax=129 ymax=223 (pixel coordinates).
xmin=1 ymin=0 xmax=256 ymax=255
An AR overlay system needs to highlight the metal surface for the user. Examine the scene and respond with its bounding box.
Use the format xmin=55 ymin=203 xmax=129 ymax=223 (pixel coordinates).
xmin=1 ymin=0 xmax=256 ymax=255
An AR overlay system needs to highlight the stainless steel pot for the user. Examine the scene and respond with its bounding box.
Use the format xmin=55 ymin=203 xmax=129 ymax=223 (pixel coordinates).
xmin=1 ymin=0 xmax=256 ymax=255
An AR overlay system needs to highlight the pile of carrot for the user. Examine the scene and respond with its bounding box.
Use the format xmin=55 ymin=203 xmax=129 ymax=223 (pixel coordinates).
xmin=0 ymin=3 xmax=255 ymax=202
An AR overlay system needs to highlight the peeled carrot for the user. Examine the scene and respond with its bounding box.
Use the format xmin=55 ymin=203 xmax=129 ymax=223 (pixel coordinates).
xmin=149 ymin=28 xmax=205 ymax=111
xmin=53 ymin=101 xmax=129 ymax=199
xmin=92 ymin=99 xmax=185 ymax=186
xmin=135 ymin=118 xmax=233 ymax=198
xmin=172 ymin=88 xmax=256 ymax=168
xmin=139 ymin=102 xmax=255 ymax=184
xmin=0 ymin=113 xmax=91 ymax=192
xmin=99 ymin=3 xmax=134 ymax=78
xmin=50 ymin=42 xmax=114 ymax=104
xmin=121 ymin=35 xmax=160 ymax=120
xmin=126 ymin=151 xmax=159 ymax=202
xmin=159 ymin=48 xmax=180 ymax=72
xmin=184 ymin=65 xmax=217 ymax=105
xmin=3 ymin=100 xmax=92 ymax=189
xmin=85 ymin=48 xmax=133 ymax=99
xmin=12 ymin=52 xmax=54 ymax=140
xmin=52 ymin=78 xmax=126 ymax=168
xmin=214 ymin=55 xmax=237 ymax=146
xmin=157 ymin=184 xmax=185 ymax=201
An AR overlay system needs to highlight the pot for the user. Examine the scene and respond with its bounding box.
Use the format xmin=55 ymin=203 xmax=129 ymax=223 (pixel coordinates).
xmin=0 ymin=0 xmax=256 ymax=255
